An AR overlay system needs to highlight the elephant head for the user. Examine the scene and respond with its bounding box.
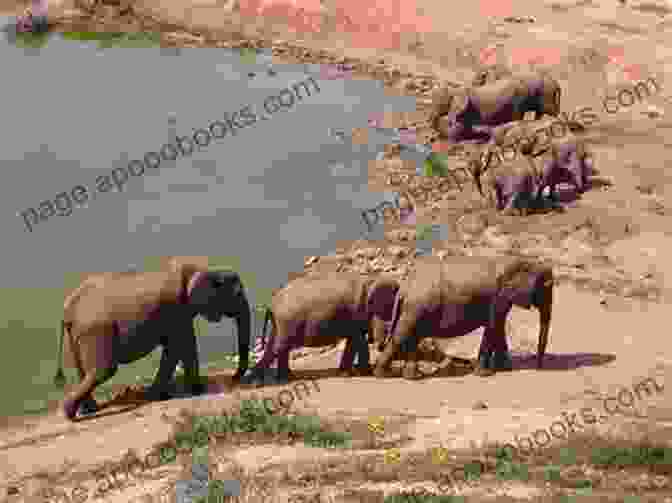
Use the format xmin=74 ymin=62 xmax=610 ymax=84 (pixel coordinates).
xmin=174 ymin=260 xmax=251 ymax=379
xmin=495 ymin=261 xmax=553 ymax=368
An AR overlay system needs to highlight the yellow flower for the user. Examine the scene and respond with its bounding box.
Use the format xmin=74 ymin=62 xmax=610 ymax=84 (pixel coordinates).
xmin=384 ymin=448 xmax=401 ymax=464
xmin=367 ymin=416 xmax=385 ymax=435
xmin=431 ymin=446 xmax=449 ymax=465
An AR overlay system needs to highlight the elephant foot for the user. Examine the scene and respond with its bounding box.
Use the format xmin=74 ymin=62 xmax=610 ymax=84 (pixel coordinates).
xmin=144 ymin=387 xmax=172 ymax=402
xmin=62 ymin=398 xmax=78 ymax=421
xmin=474 ymin=351 xmax=496 ymax=377
xmin=373 ymin=366 xmax=388 ymax=378
xmin=354 ymin=365 xmax=373 ymax=377
xmin=78 ymin=397 xmax=99 ymax=416
xmin=240 ymin=368 xmax=289 ymax=386
xmin=402 ymin=365 xmax=422 ymax=380
xmin=490 ymin=351 xmax=513 ymax=371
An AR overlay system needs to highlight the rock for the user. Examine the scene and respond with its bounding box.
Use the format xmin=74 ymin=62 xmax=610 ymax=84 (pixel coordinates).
xmin=473 ymin=401 xmax=488 ymax=410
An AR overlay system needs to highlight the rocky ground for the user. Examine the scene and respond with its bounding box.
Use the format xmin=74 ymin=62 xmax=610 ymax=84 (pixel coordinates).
xmin=3 ymin=0 xmax=672 ymax=501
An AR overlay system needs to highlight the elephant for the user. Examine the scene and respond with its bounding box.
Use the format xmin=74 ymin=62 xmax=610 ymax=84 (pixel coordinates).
xmin=469 ymin=147 xmax=541 ymax=214
xmin=486 ymin=121 xmax=594 ymax=203
xmin=54 ymin=257 xmax=251 ymax=420
xmin=241 ymin=272 xmax=402 ymax=385
xmin=373 ymin=256 xmax=553 ymax=379
xmin=533 ymin=137 xmax=593 ymax=203
xmin=429 ymin=72 xmax=562 ymax=143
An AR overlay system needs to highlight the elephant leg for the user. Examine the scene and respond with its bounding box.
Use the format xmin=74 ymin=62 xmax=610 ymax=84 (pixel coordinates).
xmin=73 ymin=350 xmax=98 ymax=416
xmin=179 ymin=326 xmax=204 ymax=396
xmin=338 ymin=337 xmax=356 ymax=372
xmin=145 ymin=345 xmax=179 ymax=401
xmin=275 ymin=349 xmax=291 ymax=384
xmin=474 ymin=326 xmax=497 ymax=377
xmin=374 ymin=313 xmax=415 ymax=378
xmin=63 ymin=331 xmax=118 ymax=420
xmin=475 ymin=298 xmax=513 ymax=377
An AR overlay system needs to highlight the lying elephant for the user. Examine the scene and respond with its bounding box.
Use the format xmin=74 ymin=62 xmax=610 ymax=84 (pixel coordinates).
xmin=430 ymin=72 xmax=562 ymax=142
xmin=469 ymin=148 xmax=541 ymax=214
xmin=373 ymin=256 xmax=553 ymax=379
xmin=55 ymin=257 xmax=251 ymax=420
xmin=241 ymin=272 xmax=401 ymax=385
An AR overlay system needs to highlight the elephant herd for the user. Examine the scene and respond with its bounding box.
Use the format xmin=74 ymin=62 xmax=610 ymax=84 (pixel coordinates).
xmin=55 ymin=255 xmax=553 ymax=421
xmin=430 ymin=68 xmax=594 ymax=214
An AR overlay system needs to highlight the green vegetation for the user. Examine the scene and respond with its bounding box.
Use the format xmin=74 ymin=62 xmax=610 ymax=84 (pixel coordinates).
xmin=165 ymin=399 xmax=351 ymax=452
xmin=239 ymin=47 xmax=257 ymax=65
xmin=590 ymin=444 xmax=672 ymax=469
xmin=422 ymin=152 xmax=451 ymax=178
xmin=11 ymin=30 xmax=50 ymax=49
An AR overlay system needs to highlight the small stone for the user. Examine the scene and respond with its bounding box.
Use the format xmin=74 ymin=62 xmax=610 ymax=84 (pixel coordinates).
xmin=473 ymin=401 xmax=488 ymax=410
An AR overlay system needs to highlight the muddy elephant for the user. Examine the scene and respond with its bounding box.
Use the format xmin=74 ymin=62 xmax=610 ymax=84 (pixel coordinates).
xmin=241 ymin=273 xmax=401 ymax=385
xmin=469 ymin=148 xmax=541 ymax=214
xmin=430 ymin=72 xmax=562 ymax=142
xmin=55 ymin=257 xmax=251 ymax=420
xmin=373 ymin=256 xmax=553 ymax=379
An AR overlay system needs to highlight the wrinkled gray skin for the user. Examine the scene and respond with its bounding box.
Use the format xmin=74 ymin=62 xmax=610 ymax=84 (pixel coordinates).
xmin=470 ymin=150 xmax=540 ymax=214
xmin=242 ymin=273 xmax=401 ymax=386
xmin=431 ymin=72 xmax=561 ymax=143
xmin=374 ymin=256 xmax=553 ymax=379
xmin=535 ymin=138 xmax=593 ymax=202
xmin=56 ymin=262 xmax=250 ymax=420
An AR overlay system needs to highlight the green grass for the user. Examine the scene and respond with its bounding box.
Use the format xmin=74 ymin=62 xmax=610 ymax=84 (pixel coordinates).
xmin=0 ymin=255 xmax=271 ymax=418
xmin=590 ymin=445 xmax=672 ymax=469
xmin=11 ymin=30 xmax=51 ymax=49
xmin=168 ymin=399 xmax=351 ymax=450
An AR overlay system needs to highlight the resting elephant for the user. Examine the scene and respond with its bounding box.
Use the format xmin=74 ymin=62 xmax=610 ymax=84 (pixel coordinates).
xmin=241 ymin=273 xmax=401 ymax=385
xmin=373 ymin=256 xmax=553 ymax=379
xmin=469 ymin=148 xmax=540 ymax=214
xmin=430 ymin=72 xmax=561 ymax=142
xmin=55 ymin=257 xmax=251 ymax=420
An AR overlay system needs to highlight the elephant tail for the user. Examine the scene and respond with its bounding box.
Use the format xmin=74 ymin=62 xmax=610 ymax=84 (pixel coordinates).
xmin=260 ymin=306 xmax=273 ymax=351
xmin=53 ymin=320 xmax=68 ymax=387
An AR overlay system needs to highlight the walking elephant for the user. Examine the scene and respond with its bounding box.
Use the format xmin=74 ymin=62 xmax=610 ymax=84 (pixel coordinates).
xmin=241 ymin=273 xmax=402 ymax=385
xmin=430 ymin=72 xmax=562 ymax=142
xmin=373 ymin=256 xmax=553 ymax=379
xmin=55 ymin=257 xmax=251 ymax=420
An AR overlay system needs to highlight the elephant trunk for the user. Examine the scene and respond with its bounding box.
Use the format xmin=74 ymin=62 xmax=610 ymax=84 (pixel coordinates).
xmin=53 ymin=321 xmax=67 ymax=387
xmin=233 ymin=297 xmax=251 ymax=379
xmin=534 ymin=270 xmax=554 ymax=369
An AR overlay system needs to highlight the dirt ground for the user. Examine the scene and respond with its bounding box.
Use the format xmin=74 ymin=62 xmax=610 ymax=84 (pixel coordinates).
xmin=3 ymin=0 xmax=672 ymax=501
